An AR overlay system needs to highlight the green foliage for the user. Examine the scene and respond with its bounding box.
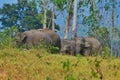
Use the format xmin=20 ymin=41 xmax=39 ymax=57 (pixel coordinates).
xmin=91 ymin=69 xmax=98 ymax=78
xmin=46 ymin=76 xmax=50 ymax=80
xmin=0 ymin=0 xmax=120 ymax=58
xmin=96 ymin=27 xmax=110 ymax=47
xmin=76 ymin=54 xmax=82 ymax=62
xmin=49 ymin=45 xmax=59 ymax=53
xmin=0 ymin=26 xmax=17 ymax=49
xmin=36 ymin=0 xmax=60 ymax=30
xmin=0 ymin=0 xmax=60 ymax=31
xmin=101 ymin=46 xmax=111 ymax=58
xmin=0 ymin=0 xmax=42 ymax=30
xmin=63 ymin=59 xmax=70 ymax=72
xmin=81 ymin=0 xmax=120 ymax=58
xmin=104 ymin=3 xmax=110 ymax=11
xmin=46 ymin=10 xmax=60 ymax=30
xmin=62 ymin=59 xmax=76 ymax=80
xmin=64 ymin=74 xmax=76 ymax=80
xmin=52 ymin=0 xmax=67 ymax=10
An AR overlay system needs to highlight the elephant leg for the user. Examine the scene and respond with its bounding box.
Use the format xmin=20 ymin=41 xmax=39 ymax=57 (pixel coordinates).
xmin=76 ymin=47 xmax=81 ymax=54
xmin=83 ymin=48 xmax=92 ymax=56
xmin=70 ymin=51 xmax=74 ymax=56
xmin=26 ymin=40 xmax=33 ymax=49
xmin=61 ymin=52 xmax=65 ymax=55
xmin=83 ymin=50 xmax=89 ymax=56
xmin=70 ymin=46 xmax=76 ymax=56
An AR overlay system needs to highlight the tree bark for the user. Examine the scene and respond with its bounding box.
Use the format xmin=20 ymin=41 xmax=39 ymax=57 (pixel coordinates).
xmin=110 ymin=0 xmax=115 ymax=57
xmin=52 ymin=3 xmax=55 ymax=31
xmin=72 ymin=0 xmax=77 ymax=39
xmin=43 ymin=0 xmax=47 ymax=29
xmin=64 ymin=1 xmax=72 ymax=39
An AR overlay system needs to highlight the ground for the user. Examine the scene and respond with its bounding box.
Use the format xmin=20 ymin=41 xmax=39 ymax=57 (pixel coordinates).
xmin=0 ymin=48 xmax=120 ymax=80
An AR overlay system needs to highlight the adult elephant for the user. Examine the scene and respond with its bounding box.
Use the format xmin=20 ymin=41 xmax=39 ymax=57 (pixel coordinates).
xmin=74 ymin=36 xmax=101 ymax=56
xmin=38 ymin=28 xmax=61 ymax=51
xmin=14 ymin=30 xmax=52 ymax=49
xmin=60 ymin=39 xmax=76 ymax=56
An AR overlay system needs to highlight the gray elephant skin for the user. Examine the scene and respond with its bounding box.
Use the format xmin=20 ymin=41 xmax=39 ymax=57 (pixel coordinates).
xmin=15 ymin=30 xmax=52 ymax=49
xmin=74 ymin=36 xmax=101 ymax=56
xmin=60 ymin=39 xmax=76 ymax=56
xmin=38 ymin=28 xmax=61 ymax=51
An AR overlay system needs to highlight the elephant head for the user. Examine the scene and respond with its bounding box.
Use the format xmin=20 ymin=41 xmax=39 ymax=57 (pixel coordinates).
xmin=73 ymin=37 xmax=85 ymax=54
xmin=60 ymin=39 xmax=76 ymax=56
xmin=60 ymin=44 xmax=71 ymax=54
xmin=74 ymin=36 xmax=101 ymax=56
xmin=60 ymin=44 xmax=76 ymax=56
xmin=14 ymin=32 xmax=27 ymax=45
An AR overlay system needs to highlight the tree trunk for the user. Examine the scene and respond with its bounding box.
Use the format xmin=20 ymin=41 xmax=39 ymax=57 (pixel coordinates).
xmin=72 ymin=0 xmax=77 ymax=39
xmin=52 ymin=3 xmax=55 ymax=31
xmin=43 ymin=0 xmax=47 ymax=29
xmin=64 ymin=1 xmax=72 ymax=39
xmin=64 ymin=13 xmax=70 ymax=39
xmin=110 ymin=0 xmax=115 ymax=57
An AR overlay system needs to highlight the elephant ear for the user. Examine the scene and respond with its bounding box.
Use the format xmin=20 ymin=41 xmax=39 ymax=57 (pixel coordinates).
xmin=20 ymin=33 xmax=27 ymax=42
xmin=84 ymin=41 xmax=91 ymax=47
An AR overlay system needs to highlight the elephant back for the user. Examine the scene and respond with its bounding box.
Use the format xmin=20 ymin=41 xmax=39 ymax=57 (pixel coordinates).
xmin=38 ymin=28 xmax=61 ymax=50
xmin=29 ymin=30 xmax=52 ymax=45
xmin=61 ymin=39 xmax=75 ymax=46
xmin=84 ymin=36 xmax=100 ymax=49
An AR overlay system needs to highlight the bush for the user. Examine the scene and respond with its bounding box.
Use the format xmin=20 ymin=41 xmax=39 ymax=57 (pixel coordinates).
xmin=0 ymin=26 xmax=17 ymax=49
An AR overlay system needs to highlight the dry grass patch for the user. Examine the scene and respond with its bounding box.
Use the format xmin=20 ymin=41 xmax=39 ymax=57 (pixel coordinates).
xmin=0 ymin=48 xmax=120 ymax=80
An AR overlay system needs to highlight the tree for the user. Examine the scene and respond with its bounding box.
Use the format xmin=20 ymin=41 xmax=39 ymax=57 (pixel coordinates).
xmin=51 ymin=0 xmax=73 ymax=39
xmin=52 ymin=2 xmax=55 ymax=31
xmin=37 ymin=0 xmax=60 ymax=30
xmin=42 ymin=0 xmax=47 ymax=29
xmin=72 ymin=0 xmax=77 ymax=39
xmin=64 ymin=0 xmax=73 ymax=39
xmin=110 ymin=0 xmax=115 ymax=56
xmin=0 ymin=0 xmax=42 ymax=31
xmin=0 ymin=4 xmax=18 ymax=28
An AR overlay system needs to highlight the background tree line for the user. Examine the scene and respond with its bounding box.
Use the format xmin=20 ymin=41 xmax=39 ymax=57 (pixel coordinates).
xmin=0 ymin=0 xmax=120 ymax=57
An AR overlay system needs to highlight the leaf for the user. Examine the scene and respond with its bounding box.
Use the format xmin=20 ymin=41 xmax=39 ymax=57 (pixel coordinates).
xmin=104 ymin=3 xmax=110 ymax=11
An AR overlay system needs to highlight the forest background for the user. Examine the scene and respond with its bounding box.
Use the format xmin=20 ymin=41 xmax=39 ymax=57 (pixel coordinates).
xmin=0 ymin=0 xmax=120 ymax=57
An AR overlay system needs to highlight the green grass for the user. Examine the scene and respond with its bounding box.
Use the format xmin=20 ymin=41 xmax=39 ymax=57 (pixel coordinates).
xmin=0 ymin=48 xmax=120 ymax=80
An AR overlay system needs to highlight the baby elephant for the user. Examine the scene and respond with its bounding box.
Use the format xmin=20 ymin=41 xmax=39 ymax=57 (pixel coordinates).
xmin=60 ymin=39 xmax=76 ymax=56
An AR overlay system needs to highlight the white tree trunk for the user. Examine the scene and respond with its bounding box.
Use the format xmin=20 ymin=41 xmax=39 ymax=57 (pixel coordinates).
xmin=64 ymin=16 xmax=69 ymax=39
xmin=52 ymin=3 xmax=55 ymax=31
xmin=72 ymin=0 xmax=77 ymax=38
xmin=110 ymin=0 xmax=115 ymax=57
xmin=64 ymin=1 xmax=72 ymax=39
xmin=43 ymin=0 xmax=47 ymax=29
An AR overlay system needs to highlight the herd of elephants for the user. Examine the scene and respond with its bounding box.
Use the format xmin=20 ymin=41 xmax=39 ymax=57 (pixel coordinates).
xmin=14 ymin=28 xmax=101 ymax=56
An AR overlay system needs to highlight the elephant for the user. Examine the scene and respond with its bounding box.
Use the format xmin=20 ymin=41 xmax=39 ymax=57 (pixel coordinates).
xmin=73 ymin=36 xmax=101 ymax=56
xmin=38 ymin=28 xmax=61 ymax=51
xmin=60 ymin=39 xmax=76 ymax=56
xmin=14 ymin=30 xmax=52 ymax=49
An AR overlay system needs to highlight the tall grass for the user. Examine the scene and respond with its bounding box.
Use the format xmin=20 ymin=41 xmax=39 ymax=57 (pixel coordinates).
xmin=0 ymin=27 xmax=120 ymax=80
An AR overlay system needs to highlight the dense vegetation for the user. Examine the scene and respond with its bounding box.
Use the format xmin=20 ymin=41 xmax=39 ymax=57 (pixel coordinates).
xmin=0 ymin=48 xmax=120 ymax=80
xmin=0 ymin=0 xmax=120 ymax=79
xmin=0 ymin=0 xmax=120 ymax=57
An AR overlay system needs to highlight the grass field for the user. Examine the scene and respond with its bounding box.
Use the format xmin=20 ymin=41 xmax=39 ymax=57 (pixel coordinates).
xmin=0 ymin=48 xmax=120 ymax=80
